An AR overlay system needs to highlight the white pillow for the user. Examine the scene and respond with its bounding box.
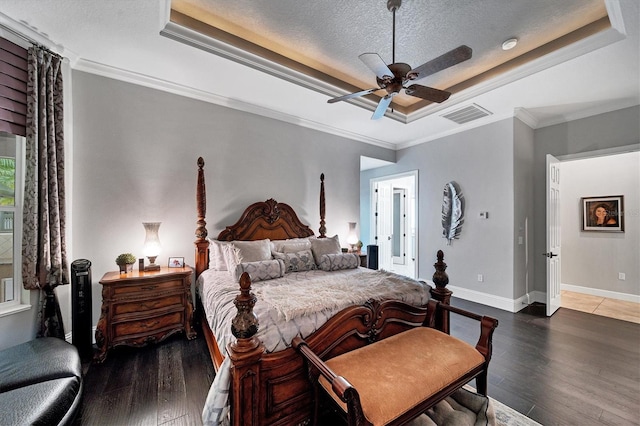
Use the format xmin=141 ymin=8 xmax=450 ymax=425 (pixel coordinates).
xmin=232 ymin=239 xmax=272 ymax=263
xmin=310 ymin=235 xmax=341 ymax=265
xmin=221 ymin=243 xmax=241 ymax=273
xmin=208 ymin=239 xmax=229 ymax=271
xmin=271 ymin=238 xmax=312 ymax=254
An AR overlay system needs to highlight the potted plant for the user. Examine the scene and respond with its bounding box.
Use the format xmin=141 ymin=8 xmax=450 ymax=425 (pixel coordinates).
xmin=115 ymin=253 xmax=136 ymax=273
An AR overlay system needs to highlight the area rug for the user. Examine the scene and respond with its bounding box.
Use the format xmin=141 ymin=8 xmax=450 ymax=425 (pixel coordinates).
xmin=406 ymin=386 xmax=541 ymax=426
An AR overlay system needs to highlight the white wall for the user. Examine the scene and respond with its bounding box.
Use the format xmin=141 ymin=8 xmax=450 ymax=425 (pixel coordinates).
xmin=560 ymin=151 xmax=640 ymax=297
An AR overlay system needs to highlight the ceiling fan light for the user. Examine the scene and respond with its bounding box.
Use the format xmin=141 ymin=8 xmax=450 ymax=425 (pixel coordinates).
xmin=502 ymin=38 xmax=518 ymax=51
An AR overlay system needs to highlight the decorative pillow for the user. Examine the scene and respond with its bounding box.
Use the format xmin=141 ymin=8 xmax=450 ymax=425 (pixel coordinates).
xmin=271 ymin=238 xmax=312 ymax=254
xmin=273 ymin=250 xmax=317 ymax=272
xmin=234 ymin=259 xmax=286 ymax=282
xmin=221 ymin=243 xmax=241 ymax=273
xmin=318 ymin=253 xmax=359 ymax=271
xmin=232 ymin=239 xmax=272 ymax=263
xmin=208 ymin=239 xmax=229 ymax=271
xmin=310 ymin=235 xmax=341 ymax=265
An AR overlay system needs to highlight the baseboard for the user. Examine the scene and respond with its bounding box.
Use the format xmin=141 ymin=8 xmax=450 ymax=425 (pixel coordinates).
xmin=561 ymin=283 xmax=640 ymax=303
xmin=447 ymin=286 xmax=547 ymax=313
xmin=65 ymin=326 xmax=97 ymax=345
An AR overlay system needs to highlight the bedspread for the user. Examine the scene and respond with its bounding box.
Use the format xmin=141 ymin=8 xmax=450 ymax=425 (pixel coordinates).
xmin=198 ymin=267 xmax=432 ymax=425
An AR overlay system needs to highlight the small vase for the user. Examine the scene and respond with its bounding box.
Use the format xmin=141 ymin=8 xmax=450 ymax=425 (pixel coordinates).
xmin=119 ymin=263 xmax=133 ymax=273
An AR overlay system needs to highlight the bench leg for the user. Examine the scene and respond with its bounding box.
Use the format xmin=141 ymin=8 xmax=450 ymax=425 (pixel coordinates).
xmin=476 ymin=370 xmax=488 ymax=396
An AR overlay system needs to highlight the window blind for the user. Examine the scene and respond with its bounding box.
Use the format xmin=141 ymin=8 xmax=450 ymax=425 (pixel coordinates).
xmin=0 ymin=37 xmax=27 ymax=137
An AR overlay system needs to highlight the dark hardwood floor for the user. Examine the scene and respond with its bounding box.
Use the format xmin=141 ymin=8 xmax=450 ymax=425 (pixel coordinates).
xmin=74 ymin=299 xmax=640 ymax=425
xmin=451 ymin=299 xmax=640 ymax=426
xmin=73 ymin=332 xmax=215 ymax=426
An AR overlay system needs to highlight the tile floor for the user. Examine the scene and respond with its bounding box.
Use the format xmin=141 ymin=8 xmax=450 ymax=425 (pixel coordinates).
xmin=561 ymin=290 xmax=640 ymax=324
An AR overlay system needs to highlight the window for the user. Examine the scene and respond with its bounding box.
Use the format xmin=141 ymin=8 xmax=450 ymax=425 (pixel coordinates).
xmin=0 ymin=131 xmax=27 ymax=316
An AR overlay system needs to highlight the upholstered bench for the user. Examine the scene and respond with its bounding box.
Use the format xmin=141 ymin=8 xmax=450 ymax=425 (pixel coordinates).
xmin=293 ymin=309 xmax=497 ymax=426
xmin=0 ymin=337 xmax=83 ymax=426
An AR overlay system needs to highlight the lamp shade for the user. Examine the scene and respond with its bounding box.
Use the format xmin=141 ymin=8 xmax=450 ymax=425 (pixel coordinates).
xmin=347 ymin=222 xmax=359 ymax=245
xmin=142 ymin=222 xmax=161 ymax=257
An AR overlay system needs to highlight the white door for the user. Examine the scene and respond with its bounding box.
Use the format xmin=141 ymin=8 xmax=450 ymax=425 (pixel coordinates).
xmin=546 ymin=154 xmax=562 ymax=316
xmin=376 ymin=181 xmax=392 ymax=271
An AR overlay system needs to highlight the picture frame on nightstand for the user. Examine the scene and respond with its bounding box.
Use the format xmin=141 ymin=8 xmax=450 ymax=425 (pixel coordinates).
xmin=168 ymin=257 xmax=185 ymax=268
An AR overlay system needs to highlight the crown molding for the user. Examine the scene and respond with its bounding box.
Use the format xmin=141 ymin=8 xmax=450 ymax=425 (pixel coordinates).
xmin=73 ymin=58 xmax=395 ymax=150
xmin=514 ymin=108 xmax=540 ymax=128
xmin=0 ymin=11 xmax=78 ymax=62
xmin=534 ymin=98 xmax=640 ymax=129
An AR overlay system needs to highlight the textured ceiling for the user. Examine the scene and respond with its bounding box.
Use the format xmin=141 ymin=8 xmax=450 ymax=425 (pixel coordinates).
xmin=170 ymin=0 xmax=608 ymax=115
xmin=0 ymin=0 xmax=637 ymax=148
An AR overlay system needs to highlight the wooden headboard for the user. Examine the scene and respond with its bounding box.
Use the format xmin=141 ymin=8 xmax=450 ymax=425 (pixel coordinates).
xmin=194 ymin=157 xmax=327 ymax=277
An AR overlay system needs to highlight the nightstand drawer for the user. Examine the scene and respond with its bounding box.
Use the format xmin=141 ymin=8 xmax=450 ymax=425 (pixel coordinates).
xmin=113 ymin=311 xmax=183 ymax=337
xmin=112 ymin=279 xmax=182 ymax=296
xmin=96 ymin=266 xmax=196 ymax=362
xmin=113 ymin=294 xmax=183 ymax=316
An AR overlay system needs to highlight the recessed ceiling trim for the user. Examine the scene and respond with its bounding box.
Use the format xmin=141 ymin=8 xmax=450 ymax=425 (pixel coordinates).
xmin=162 ymin=3 xmax=623 ymax=126
xmin=162 ymin=11 xmax=408 ymax=124
xmin=404 ymin=14 xmax=625 ymax=124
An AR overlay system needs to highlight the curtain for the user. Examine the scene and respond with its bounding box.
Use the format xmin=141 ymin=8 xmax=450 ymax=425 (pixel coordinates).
xmin=22 ymin=46 xmax=68 ymax=339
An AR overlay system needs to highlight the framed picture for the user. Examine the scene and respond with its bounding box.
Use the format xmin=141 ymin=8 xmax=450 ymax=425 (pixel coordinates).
xmin=581 ymin=195 xmax=624 ymax=232
xmin=168 ymin=257 xmax=185 ymax=268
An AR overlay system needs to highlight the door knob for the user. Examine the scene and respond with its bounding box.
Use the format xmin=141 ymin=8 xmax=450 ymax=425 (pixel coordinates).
xmin=542 ymin=252 xmax=558 ymax=258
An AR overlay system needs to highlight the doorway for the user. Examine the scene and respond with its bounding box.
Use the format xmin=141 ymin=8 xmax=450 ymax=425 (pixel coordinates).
xmin=547 ymin=148 xmax=639 ymax=318
xmin=370 ymin=171 xmax=417 ymax=279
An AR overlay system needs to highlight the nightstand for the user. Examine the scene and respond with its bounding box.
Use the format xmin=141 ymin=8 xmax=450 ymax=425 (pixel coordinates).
xmin=95 ymin=266 xmax=196 ymax=362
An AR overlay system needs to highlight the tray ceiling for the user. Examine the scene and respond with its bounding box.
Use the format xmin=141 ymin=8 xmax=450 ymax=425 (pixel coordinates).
xmin=167 ymin=0 xmax=609 ymax=121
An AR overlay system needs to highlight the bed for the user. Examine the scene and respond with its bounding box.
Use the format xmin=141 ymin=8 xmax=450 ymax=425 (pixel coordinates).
xmin=193 ymin=157 xmax=492 ymax=425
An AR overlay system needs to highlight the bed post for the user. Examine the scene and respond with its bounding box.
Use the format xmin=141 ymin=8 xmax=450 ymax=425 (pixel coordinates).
xmin=319 ymin=173 xmax=326 ymax=238
xmin=430 ymin=250 xmax=452 ymax=334
xmin=227 ymin=273 xmax=265 ymax=426
xmin=195 ymin=157 xmax=209 ymax=277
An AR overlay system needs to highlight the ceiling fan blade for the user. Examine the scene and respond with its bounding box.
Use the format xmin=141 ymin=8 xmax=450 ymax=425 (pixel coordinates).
xmin=404 ymin=84 xmax=451 ymax=103
xmin=359 ymin=53 xmax=394 ymax=80
xmin=406 ymin=45 xmax=472 ymax=81
xmin=371 ymin=94 xmax=393 ymax=120
xmin=327 ymin=87 xmax=379 ymax=104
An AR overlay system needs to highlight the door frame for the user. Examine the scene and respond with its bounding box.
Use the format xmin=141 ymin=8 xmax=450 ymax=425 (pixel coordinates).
xmin=544 ymin=144 xmax=639 ymax=315
xmin=369 ymin=170 xmax=418 ymax=279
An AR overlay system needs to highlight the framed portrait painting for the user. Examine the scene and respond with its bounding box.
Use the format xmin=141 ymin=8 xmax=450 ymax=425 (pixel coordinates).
xmin=581 ymin=195 xmax=624 ymax=232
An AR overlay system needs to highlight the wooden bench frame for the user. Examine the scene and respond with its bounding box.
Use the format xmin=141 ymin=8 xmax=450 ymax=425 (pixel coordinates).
xmin=292 ymin=300 xmax=498 ymax=426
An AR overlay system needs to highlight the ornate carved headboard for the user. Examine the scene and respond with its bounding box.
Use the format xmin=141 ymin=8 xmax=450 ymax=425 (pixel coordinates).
xmin=194 ymin=157 xmax=326 ymax=277
xmin=217 ymin=199 xmax=315 ymax=242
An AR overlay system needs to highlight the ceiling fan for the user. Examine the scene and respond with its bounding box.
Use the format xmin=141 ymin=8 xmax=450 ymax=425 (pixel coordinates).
xmin=328 ymin=0 xmax=472 ymax=120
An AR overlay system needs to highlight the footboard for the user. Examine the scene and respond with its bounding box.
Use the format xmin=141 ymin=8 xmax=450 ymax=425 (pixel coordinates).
xmin=221 ymin=250 xmax=464 ymax=426
xmin=226 ymin=296 xmax=434 ymax=425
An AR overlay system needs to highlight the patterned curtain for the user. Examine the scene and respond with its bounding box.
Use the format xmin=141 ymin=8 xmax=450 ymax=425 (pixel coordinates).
xmin=22 ymin=46 xmax=68 ymax=339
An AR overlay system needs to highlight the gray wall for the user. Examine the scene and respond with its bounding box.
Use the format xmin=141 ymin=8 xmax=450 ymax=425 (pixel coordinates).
xmin=70 ymin=71 xmax=395 ymax=328
xmin=0 ymin=70 xmax=395 ymax=348
xmin=362 ymin=118 xmax=518 ymax=301
xmin=560 ymin=152 xmax=639 ymax=295
xmin=532 ymin=106 xmax=640 ymax=293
